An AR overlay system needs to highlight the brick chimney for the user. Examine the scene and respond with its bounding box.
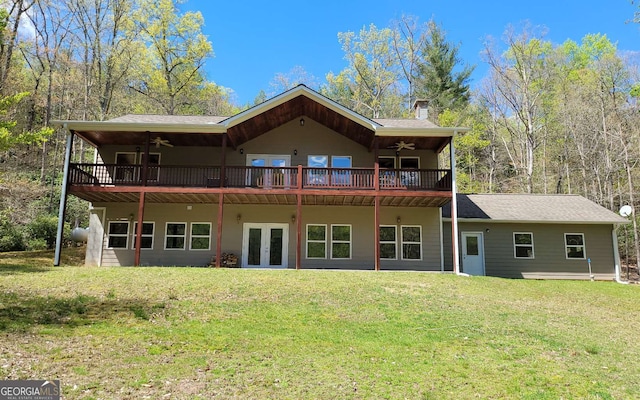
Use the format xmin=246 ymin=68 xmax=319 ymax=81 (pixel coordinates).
xmin=413 ymin=99 xmax=429 ymax=120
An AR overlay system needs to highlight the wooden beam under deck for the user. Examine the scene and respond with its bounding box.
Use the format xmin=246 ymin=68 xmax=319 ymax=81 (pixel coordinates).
xmin=70 ymin=185 xmax=452 ymax=207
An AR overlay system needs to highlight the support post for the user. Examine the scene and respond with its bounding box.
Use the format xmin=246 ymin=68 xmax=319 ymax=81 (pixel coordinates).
xmin=134 ymin=192 xmax=146 ymax=266
xmin=220 ymin=134 xmax=227 ymax=187
xmin=374 ymin=137 xmax=380 ymax=271
xmin=449 ymin=136 xmax=460 ymax=274
xmin=296 ymin=164 xmax=303 ymax=269
xmin=54 ymin=127 xmax=74 ymax=266
xmin=215 ymin=194 xmax=224 ymax=267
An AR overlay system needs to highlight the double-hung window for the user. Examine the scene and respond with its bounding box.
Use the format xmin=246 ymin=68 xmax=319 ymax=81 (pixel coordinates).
xmin=190 ymin=223 xmax=211 ymax=250
xmin=331 ymin=225 xmax=352 ymax=259
xmin=379 ymin=226 xmax=397 ymax=259
xmin=401 ymin=225 xmax=422 ymax=260
xmin=132 ymin=222 xmax=154 ymax=250
xmin=306 ymin=224 xmax=327 ymax=259
xmin=565 ymin=233 xmax=586 ymax=259
xmin=513 ymin=232 xmax=534 ymax=259
xmin=165 ymin=222 xmax=186 ymax=250
xmin=107 ymin=221 xmax=129 ymax=249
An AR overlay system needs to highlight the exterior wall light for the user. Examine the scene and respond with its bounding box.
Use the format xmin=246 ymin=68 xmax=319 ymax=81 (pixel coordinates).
xmin=299 ymin=118 xmax=305 ymax=126
xmin=396 ymin=216 xmax=401 ymax=224
xmin=236 ymin=214 xmax=241 ymax=223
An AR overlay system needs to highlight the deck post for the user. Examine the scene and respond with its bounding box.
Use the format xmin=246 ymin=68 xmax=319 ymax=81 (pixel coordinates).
xmin=374 ymin=137 xmax=380 ymax=271
xmin=296 ymin=164 xmax=303 ymax=269
xmin=220 ymin=134 xmax=227 ymax=187
xmin=450 ymin=136 xmax=460 ymax=274
xmin=215 ymin=194 xmax=224 ymax=267
xmin=134 ymin=191 xmax=146 ymax=266
xmin=54 ymin=126 xmax=74 ymax=266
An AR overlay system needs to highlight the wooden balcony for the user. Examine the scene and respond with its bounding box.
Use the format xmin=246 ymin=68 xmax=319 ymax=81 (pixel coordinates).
xmin=68 ymin=164 xmax=452 ymax=207
xmin=70 ymin=163 xmax=451 ymax=190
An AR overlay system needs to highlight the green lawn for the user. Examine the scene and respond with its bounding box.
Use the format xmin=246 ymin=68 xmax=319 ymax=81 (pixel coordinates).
xmin=1 ymin=250 xmax=639 ymax=399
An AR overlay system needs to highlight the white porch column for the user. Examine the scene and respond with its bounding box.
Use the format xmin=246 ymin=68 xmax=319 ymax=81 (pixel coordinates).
xmin=54 ymin=125 xmax=74 ymax=266
xmin=450 ymin=134 xmax=460 ymax=275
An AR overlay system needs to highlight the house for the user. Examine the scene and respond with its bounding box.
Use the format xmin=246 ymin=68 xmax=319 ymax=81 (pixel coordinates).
xmin=442 ymin=194 xmax=629 ymax=280
xmin=52 ymin=85 xmax=468 ymax=271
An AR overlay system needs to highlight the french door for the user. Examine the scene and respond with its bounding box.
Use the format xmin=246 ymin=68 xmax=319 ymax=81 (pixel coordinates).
xmin=242 ymin=223 xmax=289 ymax=268
xmin=246 ymin=154 xmax=291 ymax=188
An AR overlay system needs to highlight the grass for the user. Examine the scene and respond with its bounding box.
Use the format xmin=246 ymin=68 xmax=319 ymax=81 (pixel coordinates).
xmin=1 ymin=249 xmax=639 ymax=399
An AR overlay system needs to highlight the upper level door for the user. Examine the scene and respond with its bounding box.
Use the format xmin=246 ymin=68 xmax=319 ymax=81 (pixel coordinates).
xmin=246 ymin=154 xmax=291 ymax=187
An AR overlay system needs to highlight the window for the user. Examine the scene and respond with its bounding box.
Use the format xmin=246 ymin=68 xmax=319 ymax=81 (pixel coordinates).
xmin=565 ymin=233 xmax=586 ymax=259
xmin=513 ymin=232 xmax=534 ymax=259
xmin=331 ymin=156 xmax=352 ymax=186
xmin=107 ymin=221 xmax=129 ymax=249
xmin=331 ymin=225 xmax=351 ymax=259
xmin=399 ymin=157 xmax=420 ymax=187
xmin=165 ymin=222 xmax=186 ymax=250
xmin=132 ymin=222 xmax=154 ymax=250
xmin=140 ymin=153 xmax=161 ymax=182
xmin=115 ymin=152 xmax=137 ymax=182
xmin=378 ymin=156 xmax=395 ymax=169
xmin=190 ymin=223 xmax=211 ymax=250
xmin=401 ymin=226 xmax=422 ymax=260
xmin=379 ymin=226 xmax=397 ymax=259
xmin=306 ymin=224 xmax=327 ymax=259
xmin=308 ymin=155 xmax=328 ymax=185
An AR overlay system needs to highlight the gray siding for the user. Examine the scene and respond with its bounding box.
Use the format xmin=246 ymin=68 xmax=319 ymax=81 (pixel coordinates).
xmin=443 ymin=221 xmax=617 ymax=280
xmin=97 ymin=118 xmax=440 ymax=169
xmin=94 ymin=202 xmax=442 ymax=269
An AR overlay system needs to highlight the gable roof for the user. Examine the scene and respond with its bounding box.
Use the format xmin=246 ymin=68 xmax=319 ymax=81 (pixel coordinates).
xmin=442 ymin=194 xmax=628 ymax=224
xmin=51 ymin=84 xmax=468 ymax=150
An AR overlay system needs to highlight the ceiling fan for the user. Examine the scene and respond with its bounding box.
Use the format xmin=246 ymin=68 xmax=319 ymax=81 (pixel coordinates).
xmin=392 ymin=140 xmax=415 ymax=151
xmin=151 ymin=137 xmax=174 ymax=148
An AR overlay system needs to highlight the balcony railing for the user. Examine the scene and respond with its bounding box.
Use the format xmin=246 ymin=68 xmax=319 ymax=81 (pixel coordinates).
xmin=68 ymin=164 xmax=452 ymax=191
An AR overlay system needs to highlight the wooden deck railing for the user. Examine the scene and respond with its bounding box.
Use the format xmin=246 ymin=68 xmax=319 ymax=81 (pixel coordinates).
xmin=68 ymin=164 xmax=452 ymax=191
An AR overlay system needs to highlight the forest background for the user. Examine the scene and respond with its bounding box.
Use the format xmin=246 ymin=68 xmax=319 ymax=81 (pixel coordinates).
xmin=0 ymin=0 xmax=639 ymax=265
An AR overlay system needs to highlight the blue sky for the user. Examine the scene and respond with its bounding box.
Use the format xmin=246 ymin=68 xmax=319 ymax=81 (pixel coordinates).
xmin=182 ymin=0 xmax=639 ymax=105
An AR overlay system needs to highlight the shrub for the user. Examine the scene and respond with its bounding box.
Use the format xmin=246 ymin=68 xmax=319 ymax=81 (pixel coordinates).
xmin=26 ymin=215 xmax=58 ymax=249
xmin=0 ymin=219 xmax=25 ymax=251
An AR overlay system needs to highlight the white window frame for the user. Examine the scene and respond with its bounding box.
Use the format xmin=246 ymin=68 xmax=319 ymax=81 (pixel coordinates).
xmin=140 ymin=152 xmax=161 ymax=182
xmin=190 ymin=222 xmax=212 ymax=251
xmin=564 ymin=233 xmax=586 ymax=260
xmin=513 ymin=232 xmax=534 ymax=259
xmin=330 ymin=224 xmax=352 ymax=260
xmin=401 ymin=225 xmax=423 ymax=261
xmin=164 ymin=222 xmax=187 ymax=250
xmin=379 ymin=225 xmax=398 ymax=260
xmin=399 ymin=156 xmax=420 ymax=169
xmin=306 ymin=224 xmax=327 ymax=259
xmin=107 ymin=221 xmax=129 ymax=249
xmin=131 ymin=221 xmax=155 ymax=250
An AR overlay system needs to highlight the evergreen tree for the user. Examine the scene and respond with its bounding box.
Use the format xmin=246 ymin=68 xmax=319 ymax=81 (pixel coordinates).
xmin=414 ymin=21 xmax=474 ymax=121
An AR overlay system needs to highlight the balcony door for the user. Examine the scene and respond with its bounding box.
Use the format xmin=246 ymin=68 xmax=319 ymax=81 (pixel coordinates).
xmin=246 ymin=154 xmax=291 ymax=188
xmin=242 ymin=223 xmax=289 ymax=268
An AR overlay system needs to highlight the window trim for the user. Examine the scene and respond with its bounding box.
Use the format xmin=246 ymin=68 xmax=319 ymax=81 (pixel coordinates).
xmin=400 ymin=225 xmax=423 ymax=261
xmin=189 ymin=222 xmax=212 ymax=251
xmin=164 ymin=222 xmax=187 ymax=250
xmin=564 ymin=233 xmax=586 ymax=260
xmin=306 ymin=224 xmax=328 ymax=259
xmin=399 ymin=156 xmax=420 ymax=169
xmin=131 ymin=221 xmax=155 ymax=250
xmin=379 ymin=225 xmax=398 ymax=260
xmin=107 ymin=221 xmax=129 ymax=249
xmin=513 ymin=232 xmax=535 ymax=259
xmin=330 ymin=224 xmax=352 ymax=260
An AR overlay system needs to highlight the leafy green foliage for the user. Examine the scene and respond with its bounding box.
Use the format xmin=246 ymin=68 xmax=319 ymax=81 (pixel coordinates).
xmin=0 ymin=92 xmax=53 ymax=152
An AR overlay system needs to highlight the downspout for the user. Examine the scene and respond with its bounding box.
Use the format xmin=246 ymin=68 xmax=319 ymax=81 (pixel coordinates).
xmin=612 ymin=225 xmax=629 ymax=284
xmin=54 ymin=125 xmax=74 ymax=266
xmin=450 ymin=135 xmax=461 ymax=275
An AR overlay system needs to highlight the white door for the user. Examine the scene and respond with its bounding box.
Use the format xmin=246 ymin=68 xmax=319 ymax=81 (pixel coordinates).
xmin=461 ymin=232 xmax=485 ymax=276
xmin=246 ymin=154 xmax=291 ymax=187
xmin=242 ymin=223 xmax=289 ymax=268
